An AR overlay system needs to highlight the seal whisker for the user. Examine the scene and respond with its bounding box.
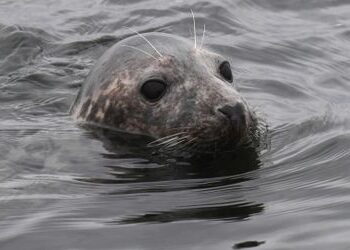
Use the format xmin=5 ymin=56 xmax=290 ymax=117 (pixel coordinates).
xmin=148 ymin=131 xmax=187 ymax=142
xmin=159 ymin=136 xmax=198 ymax=153
xmin=176 ymin=137 xmax=197 ymax=151
xmin=190 ymin=9 xmax=197 ymax=49
xmin=150 ymin=137 xmax=180 ymax=148
xmin=199 ymin=24 xmax=206 ymax=50
xmin=161 ymin=136 xmax=192 ymax=149
xmin=121 ymin=45 xmax=158 ymax=60
xmin=147 ymin=132 xmax=188 ymax=147
xmin=161 ymin=139 xmax=194 ymax=153
xmin=159 ymin=135 xmax=192 ymax=149
xmin=124 ymin=26 xmax=163 ymax=58
xmin=158 ymin=136 xmax=184 ymax=146
xmin=151 ymin=133 xmax=194 ymax=153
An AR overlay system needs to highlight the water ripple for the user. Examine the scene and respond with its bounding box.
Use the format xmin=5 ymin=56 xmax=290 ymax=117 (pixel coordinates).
xmin=1 ymin=0 xmax=350 ymax=249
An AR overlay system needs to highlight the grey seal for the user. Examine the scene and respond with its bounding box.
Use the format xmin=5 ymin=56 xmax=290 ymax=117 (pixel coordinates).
xmin=70 ymin=32 xmax=257 ymax=154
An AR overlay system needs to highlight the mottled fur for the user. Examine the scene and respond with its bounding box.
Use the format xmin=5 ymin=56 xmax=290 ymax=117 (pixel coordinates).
xmin=71 ymin=32 xmax=256 ymax=152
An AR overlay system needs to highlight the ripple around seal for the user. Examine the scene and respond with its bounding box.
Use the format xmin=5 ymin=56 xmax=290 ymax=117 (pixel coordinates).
xmin=1 ymin=1 xmax=350 ymax=250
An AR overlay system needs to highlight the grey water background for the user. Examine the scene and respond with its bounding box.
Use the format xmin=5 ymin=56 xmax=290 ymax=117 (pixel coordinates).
xmin=1 ymin=0 xmax=350 ymax=249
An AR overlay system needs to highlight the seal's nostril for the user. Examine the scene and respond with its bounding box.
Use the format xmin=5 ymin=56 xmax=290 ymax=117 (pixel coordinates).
xmin=218 ymin=103 xmax=246 ymax=128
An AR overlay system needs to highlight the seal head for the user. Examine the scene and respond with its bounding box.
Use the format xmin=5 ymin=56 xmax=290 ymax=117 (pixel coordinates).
xmin=71 ymin=32 xmax=256 ymax=154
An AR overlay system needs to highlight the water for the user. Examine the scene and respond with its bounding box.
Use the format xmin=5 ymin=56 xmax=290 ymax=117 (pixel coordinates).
xmin=1 ymin=0 xmax=350 ymax=249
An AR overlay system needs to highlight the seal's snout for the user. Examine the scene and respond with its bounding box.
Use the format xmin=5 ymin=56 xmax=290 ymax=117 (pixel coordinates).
xmin=218 ymin=103 xmax=247 ymax=132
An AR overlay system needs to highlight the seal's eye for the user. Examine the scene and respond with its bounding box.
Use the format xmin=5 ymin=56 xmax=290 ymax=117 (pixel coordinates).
xmin=219 ymin=61 xmax=233 ymax=83
xmin=141 ymin=80 xmax=167 ymax=102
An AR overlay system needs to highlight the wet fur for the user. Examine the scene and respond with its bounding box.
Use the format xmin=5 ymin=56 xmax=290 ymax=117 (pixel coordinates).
xmin=71 ymin=32 xmax=257 ymax=154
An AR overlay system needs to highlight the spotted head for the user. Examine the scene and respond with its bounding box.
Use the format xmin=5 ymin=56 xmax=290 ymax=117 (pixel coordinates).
xmin=70 ymin=32 xmax=257 ymax=154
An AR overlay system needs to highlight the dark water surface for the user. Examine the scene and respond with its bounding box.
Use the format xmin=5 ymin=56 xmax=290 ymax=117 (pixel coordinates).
xmin=1 ymin=0 xmax=350 ymax=249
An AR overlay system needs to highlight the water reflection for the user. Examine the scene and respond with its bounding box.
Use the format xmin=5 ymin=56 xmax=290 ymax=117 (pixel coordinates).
xmin=81 ymin=126 xmax=263 ymax=180
xmin=3 ymin=0 xmax=350 ymax=248
xmin=117 ymin=202 xmax=263 ymax=224
xmin=77 ymin=128 xmax=264 ymax=225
